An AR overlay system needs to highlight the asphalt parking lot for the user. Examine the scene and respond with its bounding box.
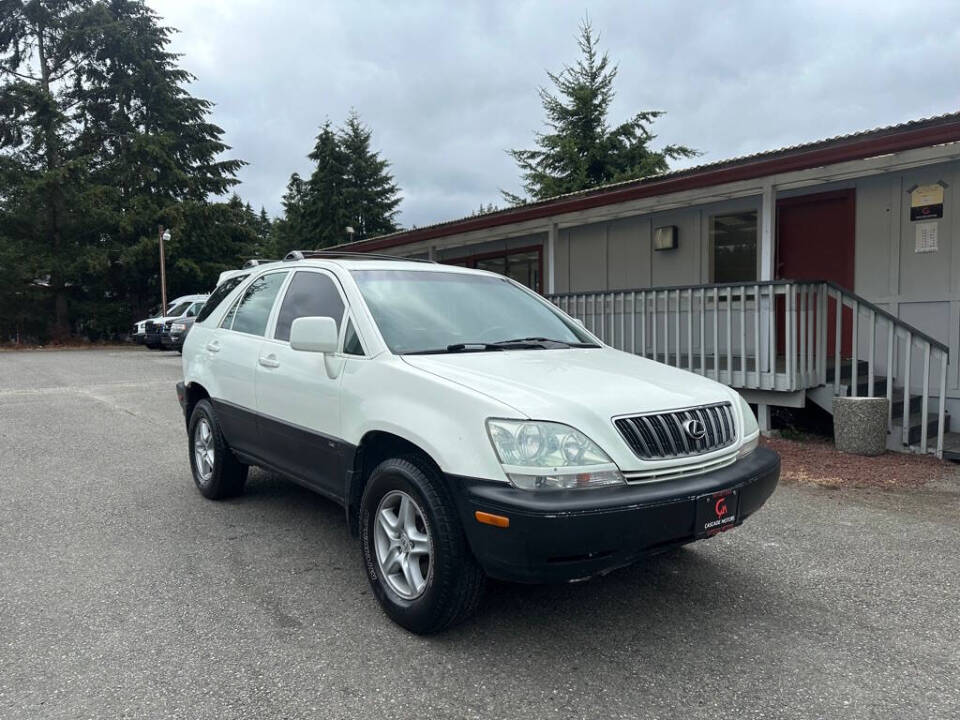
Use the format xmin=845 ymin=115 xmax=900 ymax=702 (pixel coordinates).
xmin=1 ymin=348 xmax=958 ymax=719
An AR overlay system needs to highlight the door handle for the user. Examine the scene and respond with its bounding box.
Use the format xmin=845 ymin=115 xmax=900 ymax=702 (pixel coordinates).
xmin=206 ymin=341 xmax=221 ymax=353
xmin=258 ymin=355 xmax=280 ymax=369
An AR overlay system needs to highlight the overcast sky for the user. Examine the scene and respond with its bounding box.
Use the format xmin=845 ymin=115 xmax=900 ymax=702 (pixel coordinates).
xmin=148 ymin=0 xmax=960 ymax=228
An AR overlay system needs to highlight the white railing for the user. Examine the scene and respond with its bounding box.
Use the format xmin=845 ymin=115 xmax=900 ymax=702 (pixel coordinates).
xmin=548 ymin=280 xmax=950 ymax=456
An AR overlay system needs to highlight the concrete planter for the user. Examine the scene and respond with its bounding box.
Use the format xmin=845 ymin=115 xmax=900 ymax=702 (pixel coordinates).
xmin=833 ymin=397 xmax=888 ymax=456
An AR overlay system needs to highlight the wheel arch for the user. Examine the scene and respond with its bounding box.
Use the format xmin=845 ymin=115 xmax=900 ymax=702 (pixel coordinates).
xmin=346 ymin=430 xmax=443 ymax=537
xmin=183 ymin=381 xmax=211 ymax=427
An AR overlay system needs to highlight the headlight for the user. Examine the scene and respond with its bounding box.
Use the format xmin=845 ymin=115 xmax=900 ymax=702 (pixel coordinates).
xmin=486 ymin=419 xmax=625 ymax=490
xmin=737 ymin=395 xmax=760 ymax=458
xmin=171 ymin=323 xmax=186 ymax=332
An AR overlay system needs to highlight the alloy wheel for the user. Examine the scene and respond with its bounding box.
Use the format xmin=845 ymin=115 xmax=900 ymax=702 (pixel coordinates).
xmin=373 ymin=490 xmax=433 ymax=599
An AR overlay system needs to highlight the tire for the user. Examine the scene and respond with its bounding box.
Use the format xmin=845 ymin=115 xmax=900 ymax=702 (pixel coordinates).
xmin=360 ymin=456 xmax=485 ymax=634
xmin=187 ymin=399 xmax=248 ymax=500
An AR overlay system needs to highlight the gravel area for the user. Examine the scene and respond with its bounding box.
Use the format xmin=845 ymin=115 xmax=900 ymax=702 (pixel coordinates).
xmin=763 ymin=435 xmax=955 ymax=488
xmin=2 ymin=349 xmax=959 ymax=719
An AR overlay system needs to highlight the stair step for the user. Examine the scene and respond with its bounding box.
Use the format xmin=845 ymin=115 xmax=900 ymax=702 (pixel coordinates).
xmin=849 ymin=377 xmax=889 ymax=397
xmin=898 ymin=412 xmax=951 ymax=446
xmin=940 ymin=432 xmax=960 ymax=460
xmin=890 ymin=392 xmax=924 ymax=418
xmin=825 ymin=360 xmax=870 ymax=384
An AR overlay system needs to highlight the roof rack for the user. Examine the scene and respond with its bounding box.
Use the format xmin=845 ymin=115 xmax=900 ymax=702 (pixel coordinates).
xmin=283 ymin=250 xmax=435 ymax=263
xmin=242 ymin=258 xmax=278 ymax=268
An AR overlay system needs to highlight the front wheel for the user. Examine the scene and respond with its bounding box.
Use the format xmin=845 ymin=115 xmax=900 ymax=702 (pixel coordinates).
xmin=187 ymin=399 xmax=247 ymax=499
xmin=360 ymin=457 xmax=485 ymax=634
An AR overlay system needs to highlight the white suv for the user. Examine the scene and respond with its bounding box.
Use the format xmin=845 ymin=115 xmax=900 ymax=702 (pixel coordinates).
xmin=177 ymin=252 xmax=780 ymax=633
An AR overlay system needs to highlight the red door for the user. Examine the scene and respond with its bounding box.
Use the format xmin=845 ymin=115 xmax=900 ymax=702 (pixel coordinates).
xmin=776 ymin=189 xmax=855 ymax=357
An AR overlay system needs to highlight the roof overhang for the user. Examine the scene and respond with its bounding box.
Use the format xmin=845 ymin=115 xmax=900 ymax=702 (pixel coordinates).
xmin=339 ymin=112 xmax=960 ymax=253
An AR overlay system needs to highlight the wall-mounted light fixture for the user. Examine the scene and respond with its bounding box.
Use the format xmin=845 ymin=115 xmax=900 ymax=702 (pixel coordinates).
xmin=654 ymin=225 xmax=678 ymax=251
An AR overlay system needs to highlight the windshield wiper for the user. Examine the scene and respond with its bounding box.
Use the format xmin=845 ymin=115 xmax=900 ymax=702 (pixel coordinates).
xmin=494 ymin=337 xmax=600 ymax=348
xmin=404 ymin=343 xmax=506 ymax=355
xmin=404 ymin=341 xmax=548 ymax=355
xmin=404 ymin=337 xmax=600 ymax=355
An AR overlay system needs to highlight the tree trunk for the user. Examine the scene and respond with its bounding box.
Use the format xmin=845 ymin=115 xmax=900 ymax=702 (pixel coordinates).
xmin=36 ymin=24 xmax=69 ymax=341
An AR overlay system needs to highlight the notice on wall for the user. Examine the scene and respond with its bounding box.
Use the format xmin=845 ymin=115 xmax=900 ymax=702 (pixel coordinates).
xmin=915 ymin=222 xmax=939 ymax=253
xmin=910 ymin=183 xmax=944 ymax=221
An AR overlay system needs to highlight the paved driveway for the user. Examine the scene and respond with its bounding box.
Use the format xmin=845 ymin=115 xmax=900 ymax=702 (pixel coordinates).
xmin=1 ymin=348 xmax=958 ymax=719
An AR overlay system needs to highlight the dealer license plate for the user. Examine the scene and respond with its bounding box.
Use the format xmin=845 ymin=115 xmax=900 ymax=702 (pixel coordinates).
xmin=695 ymin=489 xmax=739 ymax=538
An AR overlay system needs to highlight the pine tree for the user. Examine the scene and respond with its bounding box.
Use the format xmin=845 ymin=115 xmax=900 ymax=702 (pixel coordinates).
xmin=0 ymin=0 xmax=246 ymax=338
xmin=505 ymin=18 xmax=697 ymax=203
xmin=275 ymin=112 xmax=402 ymax=251
xmin=339 ymin=111 xmax=400 ymax=240
xmin=0 ymin=0 xmax=103 ymax=338
xmin=301 ymin=120 xmax=349 ymax=247
xmin=269 ymin=172 xmax=306 ymax=257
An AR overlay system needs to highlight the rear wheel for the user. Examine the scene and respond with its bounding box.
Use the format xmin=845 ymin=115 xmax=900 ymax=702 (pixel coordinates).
xmin=188 ymin=399 xmax=247 ymax=499
xmin=360 ymin=457 xmax=485 ymax=634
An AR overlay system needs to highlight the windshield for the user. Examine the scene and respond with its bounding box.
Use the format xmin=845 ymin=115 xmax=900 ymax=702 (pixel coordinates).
xmin=166 ymin=301 xmax=192 ymax=317
xmin=351 ymin=269 xmax=596 ymax=354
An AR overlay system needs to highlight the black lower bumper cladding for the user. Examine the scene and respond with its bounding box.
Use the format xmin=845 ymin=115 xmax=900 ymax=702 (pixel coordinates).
xmin=450 ymin=447 xmax=781 ymax=583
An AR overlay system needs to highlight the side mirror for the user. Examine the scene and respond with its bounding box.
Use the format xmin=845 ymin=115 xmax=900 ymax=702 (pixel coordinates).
xmin=290 ymin=316 xmax=339 ymax=354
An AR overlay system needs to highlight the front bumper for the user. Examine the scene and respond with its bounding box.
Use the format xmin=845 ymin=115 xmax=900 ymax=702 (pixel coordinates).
xmin=449 ymin=446 xmax=780 ymax=583
xmin=161 ymin=332 xmax=183 ymax=349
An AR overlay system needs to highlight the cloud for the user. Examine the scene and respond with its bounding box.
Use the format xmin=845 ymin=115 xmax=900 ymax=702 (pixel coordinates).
xmin=148 ymin=0 xmax=960 ymax=228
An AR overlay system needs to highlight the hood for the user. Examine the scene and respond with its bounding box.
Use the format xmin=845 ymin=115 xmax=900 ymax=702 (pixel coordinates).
xmin=401 ymin=347 xmax=736 ymax=421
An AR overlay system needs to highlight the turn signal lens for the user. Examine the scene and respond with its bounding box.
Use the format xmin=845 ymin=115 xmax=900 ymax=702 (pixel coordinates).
xmin=475 ymin=511 xmax=510 ymax=528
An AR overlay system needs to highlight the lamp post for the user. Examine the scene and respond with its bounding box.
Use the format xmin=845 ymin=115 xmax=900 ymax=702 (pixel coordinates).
xmin=159 ymin=227 xmax=171 ymax=315
xmin=345 ymin=226 xmax=356 ymax=243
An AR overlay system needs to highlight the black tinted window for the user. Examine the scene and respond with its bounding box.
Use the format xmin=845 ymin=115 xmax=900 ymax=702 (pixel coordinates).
xmin=343 ymin=319 xmax=364 ymax=356
xmin=197 ymin=275 xmax=245 ymax=323
xmin=231 ymin=272 xmax=288 ymax=336
xmin=275 ymin=272 xmax=345 ymax=342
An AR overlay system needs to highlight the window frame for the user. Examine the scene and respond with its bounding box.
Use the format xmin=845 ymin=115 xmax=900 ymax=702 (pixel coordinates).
xmin=219 ymin=269 xmax=290 ymax=337
xmin=264 ymin=268 xmax=367 ymax=356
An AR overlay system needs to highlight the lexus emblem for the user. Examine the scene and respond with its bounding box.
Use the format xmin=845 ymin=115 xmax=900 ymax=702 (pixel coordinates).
xmin=682 ymin=418 xmax=706 ymax=440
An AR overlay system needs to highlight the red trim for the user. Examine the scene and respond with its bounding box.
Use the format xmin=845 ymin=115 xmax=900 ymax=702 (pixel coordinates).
xmin=349 ymin=118 xmax=960 ymax=253
xmin=774 ymin=188 xmax=856 ymax=208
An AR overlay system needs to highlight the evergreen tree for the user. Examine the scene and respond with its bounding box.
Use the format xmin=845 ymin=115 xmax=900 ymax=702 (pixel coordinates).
xmin=505 ymin=18 xmax=697 ymax=203
xmin=339 ymin=111 xmax=400 ymax=240
xmin=274 ymin=112 xmax=402 ymax=251
xmin=301 ymin=120 xmax=348 ymax=247
xmin=0 ymin=0 xmax=246 ymax=340
xmin=0 ymin=0 xmax=104 ymax=338
xmin=269 ymin=172 xmax=306 ymax=257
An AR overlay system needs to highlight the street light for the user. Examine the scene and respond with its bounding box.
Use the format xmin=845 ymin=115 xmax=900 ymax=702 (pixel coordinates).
xmin=159 ymin=227 xmax=171 ymax=316
xmin=345 ymin=226 xmax=356 ymax=242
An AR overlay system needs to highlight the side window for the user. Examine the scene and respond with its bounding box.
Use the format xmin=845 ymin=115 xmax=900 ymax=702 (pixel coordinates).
xmin=185 ymin=302 xmax=200 ymax=318
xmin=229 ymin=272 xmax=288 ymax=336
xmin=343 ymin=319 xmax=364 ymax=356
xmin=197 ymin=275 xmax=245 ymax=323
xmin=274 ymin=271 xmax=346 ymax=342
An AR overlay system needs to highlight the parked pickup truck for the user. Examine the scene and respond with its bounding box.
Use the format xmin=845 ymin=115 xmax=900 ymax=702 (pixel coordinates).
xmin=176 ymin=252 xmax=780 ymax=634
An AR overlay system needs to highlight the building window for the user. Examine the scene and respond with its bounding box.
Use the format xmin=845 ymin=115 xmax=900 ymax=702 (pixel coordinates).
xmin=711 ymin=212 xmax=757 ymax=283
xmin=445 ymin=247 xmax=541 ymax=292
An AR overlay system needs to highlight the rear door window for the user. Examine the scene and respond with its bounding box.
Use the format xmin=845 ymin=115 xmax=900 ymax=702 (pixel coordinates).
xmin=227 ymin=272 xmax=289 ymax=336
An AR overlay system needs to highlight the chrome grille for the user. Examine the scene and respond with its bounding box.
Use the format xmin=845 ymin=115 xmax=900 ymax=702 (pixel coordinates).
xmin=614 ymin=403 xmax=736 ymax=459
